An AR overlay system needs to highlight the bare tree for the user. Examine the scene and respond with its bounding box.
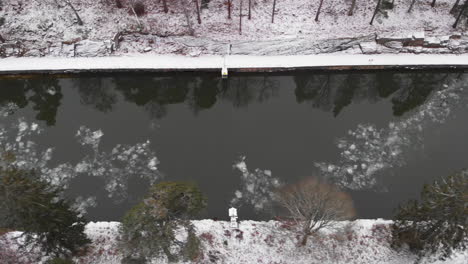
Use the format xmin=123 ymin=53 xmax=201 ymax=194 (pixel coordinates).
xmin=181 ymin=0 xmax=195 ymax=35
xmin=370 ymin=0 xmax=382 ymax=24
xmin=272 ymin=0 xmax=276 ymax=23
xmin=453 ymin=0 xmax=468 ymax=28
xmin=275 ymin=178 xmax=355 ymax=246
xmin=408 ymin=0 xmax=417 ymax=13
xmin=58 ymin=0 xmax=84 ymax=25
xmin=248 ymin=0 xmax=252 ymax=20
xmin=451 ymin=0 xmax=461 ymax=13
xmin=162 ymin=0 xmax=169 ymax=13
xmin=239 ymin=0 xmax=243 ymax=34
xmin=228 ymin=0 xmax=232 ymax=19
xmin=348 ymin=0 xmax=357 ymax=16
xmin=315 ymin=0 xmax=324 ymax=21
xmin=194 ymin=0 xmax=202 ymax=24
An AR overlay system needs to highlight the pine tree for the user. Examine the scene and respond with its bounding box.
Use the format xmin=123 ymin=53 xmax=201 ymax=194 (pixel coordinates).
xmin=392 ymin=171 xmax=468 ymax=260
xmin=120 ymin=181 xmax=207 ymax=262
xmin=0 ymin=167 xmax=90 ymax=258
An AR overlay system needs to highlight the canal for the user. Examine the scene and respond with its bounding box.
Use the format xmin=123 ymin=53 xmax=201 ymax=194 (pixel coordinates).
xmin=0 ymin=70 xmax=467 ymax=221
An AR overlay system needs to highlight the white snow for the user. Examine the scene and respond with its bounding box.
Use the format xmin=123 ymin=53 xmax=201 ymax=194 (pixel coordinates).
xmin=2 ymin=219 xmax=466 ymax=264
xmin=1 ymin=0 xmax=467 ymax=57
xmin=1 ymin=54 xmax=468 ymax=74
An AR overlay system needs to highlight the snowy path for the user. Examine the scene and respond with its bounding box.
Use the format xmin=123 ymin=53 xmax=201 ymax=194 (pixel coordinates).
xmin=1 ymin=54 xmax=468 ymax=74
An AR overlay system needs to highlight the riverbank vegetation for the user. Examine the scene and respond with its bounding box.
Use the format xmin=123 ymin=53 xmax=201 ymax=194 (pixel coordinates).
xmin=1 ymin=165 xmax=466 ymax=263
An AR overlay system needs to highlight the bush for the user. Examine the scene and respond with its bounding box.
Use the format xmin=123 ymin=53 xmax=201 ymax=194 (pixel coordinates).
xmin=132 ymin=1 xmax=145 ymax=17
xmin=275 ymin=177 xmax=355 ymax=246
xmin=392 ymin=170 xmax=468 ymax=260
xmin=120 ymin=181 xmax=206 ymax=262
xmin=0 ymin=167 xmax=90 ymax=258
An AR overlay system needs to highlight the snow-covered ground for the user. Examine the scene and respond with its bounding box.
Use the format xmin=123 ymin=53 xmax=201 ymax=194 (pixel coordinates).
xmin=1 ymin=54 xmax=468 ymax=74
xmin=0 ymin=0 xmax=467 ymax=58
xmin=2 ymin=219 xmax=467 ymax=264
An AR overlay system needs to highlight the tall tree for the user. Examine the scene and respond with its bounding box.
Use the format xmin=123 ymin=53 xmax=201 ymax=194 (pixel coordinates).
xmin=239 ymin=0 xmax=243 ymax=34
xmin=162 ymin=0 xmax=169 ymax=13
xmin=453 ymin=0 xmax=468 ymax=28
xmin=120 ymin=182 xmax=206 ymax=262
xmin=392 ymin=171 xmax=468 ymax=260
xmin=451 ymin=0 xmax=461 ymax=13
xmin=248 ymin=0 xmax=252 ymax=20
xmin=370 ymin=0 xmax=382 ymax=25
xmin=194 ymin=0 xmax=202 ymax=24
xmin=228 ymin=0 xmax=232 ymax=19
xmin=431 ymin=0 xmax=436 ymax=7
xmin=408 ymin=0 xmax=417 ymax=13
xmin=315 ymin=0 xmax=324 ymax=21
xmin=272 ymin=0 xmax=277 ymax=23
xmin=60 ymin=0 xmax=84 ymax=25
xmin=0 ymin=168 xmax=90 ymax=257
xmin=348 ymin=0 xmax=357 ymax=16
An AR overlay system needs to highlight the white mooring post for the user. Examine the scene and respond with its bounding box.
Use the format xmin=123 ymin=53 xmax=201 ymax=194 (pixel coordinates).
xmin=229 ymin=207 xmax=238 ymax=229
xmin=221 ymin=44 xmax=231 ymax=78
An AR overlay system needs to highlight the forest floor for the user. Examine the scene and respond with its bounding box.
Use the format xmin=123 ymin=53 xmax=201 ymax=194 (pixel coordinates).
xmin=0 ymin=0 xmax=467 ymax=57
xmin=2 ymin=219 xmax=468 ymax=264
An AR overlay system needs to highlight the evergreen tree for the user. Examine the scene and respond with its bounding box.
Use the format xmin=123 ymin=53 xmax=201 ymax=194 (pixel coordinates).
xmin=120 ymin=181 xmax=207 ymax=262
xmin=392 ymin=170 xmax=468 ymax=260
xmin=0 ymin=167 xmax=90 ymax=258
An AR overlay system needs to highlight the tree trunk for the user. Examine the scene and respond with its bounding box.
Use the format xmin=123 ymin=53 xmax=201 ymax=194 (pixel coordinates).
xmin=162 ymin=0 xmax=168 ymax=13
xmin=248 ymin=0 xmax=251 ymax=20
xmin=0 ymin=34 xmax=5 ymax=43
xmin=228 ymin=0 xmax=232 ymax=19
xmin=370 ymin=0 xmax=382 ymax=25
xmin=272 ymin=0 xmax=276 ymax=23
xmin=348 ymin=0 xmax=356 ymax=16
xmin=315 ymin=0 xmax=324 ymax=22
xmin=182 ymin=0 xmax=194 ymax=35
xmin=239 ymin=0 xmax=243 ymax=35
xmin=195 ymin=0 xmax=202 ymax=24
xmin=300 ymin=232 xmax=310 ymax=246
xmin=431 ymin=0 xmax=436 ymax=7
xmin=453 ymin=0 xmax=468 ymax=28
xmin=63 ymin=0 xmax=84 ymax=25
xmin=408 ymin=0 xmax=417 ymax=13
xmin=451 ymin=0 xmax=461 ymax=13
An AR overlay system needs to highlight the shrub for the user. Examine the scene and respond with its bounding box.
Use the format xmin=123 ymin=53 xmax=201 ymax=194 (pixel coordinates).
xmin=275 ymin=177 xmax=355 ymax=246
xmin=132 ymin=1 xmax=145 ymax=17
xmin=0 ymin=167 xmax=90 ymax=258
xmin=120 ymin=181 xmax=207 ymax=262
xmin=392 ymin=171 xmax=468 ymax=260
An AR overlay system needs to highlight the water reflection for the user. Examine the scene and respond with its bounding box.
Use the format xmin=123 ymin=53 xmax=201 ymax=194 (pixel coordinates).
xmin=293 ymin=72 xmax=454 ymax=117
xmin=1 ymin=72 xmax=456 ymax=124
xmin=0 ymin=78 xmax=62 ymax=125
xmin=1 ymin=70 xmax=467 ymax=220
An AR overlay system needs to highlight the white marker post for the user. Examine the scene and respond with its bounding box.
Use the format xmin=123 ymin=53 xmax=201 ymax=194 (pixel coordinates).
xmin=221 ymin=44 xmax=231 ymax=78
xmin=229 ymin=207 xmax=238 ymax=229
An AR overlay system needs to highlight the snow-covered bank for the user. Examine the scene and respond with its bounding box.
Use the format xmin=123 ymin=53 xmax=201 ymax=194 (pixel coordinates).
xmin=2 ymin=219 xmax=467 ymax=264
xmin=1 ymin=54 xmax=468 ymax=74
xmin=1 ymin=1 xmax=467 ymax=58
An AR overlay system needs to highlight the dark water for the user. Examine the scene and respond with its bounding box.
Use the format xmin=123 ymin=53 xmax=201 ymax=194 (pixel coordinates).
xmin=0 ymin=70 xmax=467 ymax=221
